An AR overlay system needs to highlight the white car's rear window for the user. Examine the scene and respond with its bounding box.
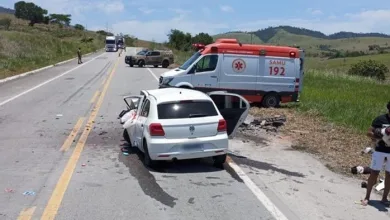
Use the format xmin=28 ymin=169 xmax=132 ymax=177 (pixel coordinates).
xmin=157 ymin=100 xmax=218 ymax=119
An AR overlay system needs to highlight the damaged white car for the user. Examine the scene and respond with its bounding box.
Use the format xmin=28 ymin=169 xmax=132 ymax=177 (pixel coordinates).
xmin=118 ymin=88 xmax=249 ymax=168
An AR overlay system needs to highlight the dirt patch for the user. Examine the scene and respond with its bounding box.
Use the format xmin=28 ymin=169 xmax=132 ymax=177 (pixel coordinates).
xmin=243 ymin=107 xmax=374 ymax=177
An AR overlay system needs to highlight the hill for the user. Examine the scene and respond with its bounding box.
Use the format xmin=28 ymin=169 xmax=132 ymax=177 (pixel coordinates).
xmin=0 ymin=13 xmax=104 ymax=79
xmin=0 ymin=6 xmax=15 ymax=14
xmin=213 ymin=26 xmax=390 ymax=56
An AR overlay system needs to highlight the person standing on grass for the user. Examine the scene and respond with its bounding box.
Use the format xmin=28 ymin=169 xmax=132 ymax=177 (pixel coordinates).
xmin=77 ymin=48 xmax=83 ymax=64
xmin=361 ymin=101 xmax=390 ymax=206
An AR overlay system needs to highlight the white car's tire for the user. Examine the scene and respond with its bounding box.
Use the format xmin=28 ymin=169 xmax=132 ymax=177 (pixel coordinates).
xmin=123 ymin=129 xmax=131 ymax=146
xmin=143 ymin=139 xmax=157 ymax=168
xmin=213 ymin=154 xmax=227 ymax=168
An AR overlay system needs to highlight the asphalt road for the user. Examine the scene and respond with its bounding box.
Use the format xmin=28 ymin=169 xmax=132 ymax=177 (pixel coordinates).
xmin=0 ymin=47 xmax=284 ymax=220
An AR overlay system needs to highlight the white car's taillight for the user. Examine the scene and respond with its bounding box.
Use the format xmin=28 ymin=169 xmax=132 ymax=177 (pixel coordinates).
xmin=217 ymin=119 xmax=227 ymax=132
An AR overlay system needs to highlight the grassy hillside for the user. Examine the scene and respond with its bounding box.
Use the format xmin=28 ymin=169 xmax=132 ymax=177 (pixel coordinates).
xmin=213 ymin=32 xmax=263 ymax=44
xmin=306 ymin=53 xmax=390 ymax=74
xmin=214 ymin=26 xmax=390 ymax=56
xmin=0 ymin=13 xmax=104 ymax=79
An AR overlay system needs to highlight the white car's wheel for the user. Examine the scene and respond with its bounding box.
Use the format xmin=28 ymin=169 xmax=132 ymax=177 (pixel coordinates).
xmin=142 ymin=139 xmax=156 ymax=168
xmin=213 ymin=154 xmax=227 ymax=168
xmin=123 ymin=129 xmax=131 ymax=145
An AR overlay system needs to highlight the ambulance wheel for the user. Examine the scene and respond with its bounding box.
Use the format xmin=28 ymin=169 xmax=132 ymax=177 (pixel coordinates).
xmin=262 ymin=93 xmax=280 ymax=108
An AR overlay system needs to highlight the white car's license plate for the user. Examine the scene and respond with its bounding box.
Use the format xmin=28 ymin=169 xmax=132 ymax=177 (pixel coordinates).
xmin=185 ymin=144 xmax=202 ymax=151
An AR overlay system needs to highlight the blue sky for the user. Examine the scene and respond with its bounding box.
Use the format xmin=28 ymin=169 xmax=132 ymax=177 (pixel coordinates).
xmin=2 ymin=0 xmax=390 ymax=42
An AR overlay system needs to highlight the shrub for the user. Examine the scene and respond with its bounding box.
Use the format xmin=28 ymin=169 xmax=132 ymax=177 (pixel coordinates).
xmin=0 ymin=18 xmax=12 ymax=30
xmin=347 ymin=59 xmax=388 ymax=81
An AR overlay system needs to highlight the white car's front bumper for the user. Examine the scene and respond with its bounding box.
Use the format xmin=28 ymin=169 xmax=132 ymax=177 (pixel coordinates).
xmin=147 ymin=133 xmax=229 ymax=160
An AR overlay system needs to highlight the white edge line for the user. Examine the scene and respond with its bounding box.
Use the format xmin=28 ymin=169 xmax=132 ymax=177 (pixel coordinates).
xmin=149 ymin=61 xmax=288 ymax=220
xmin=147 ymin=68 xmax=159 ymax=81
xmin=228 ymin=161 xmax=289 ymax=220
xmin=0 ymin=49 xmax=104 ymax=84
xmin=0 ymin=52 xmax=106 ymax=107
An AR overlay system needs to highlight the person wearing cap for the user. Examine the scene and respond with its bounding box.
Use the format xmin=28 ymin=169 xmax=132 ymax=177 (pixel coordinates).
xmin=361 ymin=101 xmax=390 ymax=206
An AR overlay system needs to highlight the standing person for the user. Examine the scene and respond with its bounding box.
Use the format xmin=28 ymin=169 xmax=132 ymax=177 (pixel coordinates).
xmin=77 ymin=48 xmax=83 ymax=64
xmin=361 ymin=101 xmax=390 ymax=206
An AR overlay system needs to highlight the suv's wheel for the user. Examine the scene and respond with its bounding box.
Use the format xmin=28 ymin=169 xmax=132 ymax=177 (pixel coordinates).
xmin=213 ymin=154 xmax=227 ymax=168
xmin=138 ymin=60 xmax=145 ymax=67
xmin=143 ymin=139 xmax=156 ymax=168
xmin=129 ymin=64 xmax=134 ymax=67
xmin=154 ymin=65 xmax=158 ymax=68
xmin=162 ymin=60 xmax=169 ymax=68
xmin=262 ymin=93 xmax=280 ymax=108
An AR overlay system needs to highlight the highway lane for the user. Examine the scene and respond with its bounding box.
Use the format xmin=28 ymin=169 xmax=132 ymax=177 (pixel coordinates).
xmin=0 ymin=47 xmax=278 ymax=220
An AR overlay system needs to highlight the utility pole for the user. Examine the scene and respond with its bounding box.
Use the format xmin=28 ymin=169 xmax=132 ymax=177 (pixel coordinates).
xmin=250 ymin=33 xmax=253 ymax=44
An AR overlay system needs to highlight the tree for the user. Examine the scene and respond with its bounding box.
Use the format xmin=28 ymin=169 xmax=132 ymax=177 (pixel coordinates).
xmin=74 ymin=24 xmax=84 ymax=30
xmin=191 ymin=32 xmax=213 ymax=45
xmin=167 ymin=29 xmax=192 ymax=51
xmin=14 ymin=1 xmax=48 ymax=26
xmin=49 ymin=14 xmax=71 ymax=26
xmin=96 ymin=30 xmax=113 ymax=36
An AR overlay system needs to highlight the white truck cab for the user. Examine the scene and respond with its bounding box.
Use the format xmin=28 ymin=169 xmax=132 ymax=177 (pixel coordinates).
xmin=159 ymin=39 xmax=305 ymax=108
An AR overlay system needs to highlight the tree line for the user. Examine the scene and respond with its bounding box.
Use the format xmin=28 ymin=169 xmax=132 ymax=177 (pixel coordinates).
xmin=166 ymin=29 xmax=214 ymax=51
xmin=13 ymin=1 xmax=86 ymax=30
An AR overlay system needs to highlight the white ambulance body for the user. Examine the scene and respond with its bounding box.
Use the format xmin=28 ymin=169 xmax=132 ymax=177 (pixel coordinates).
xmin=159 ymin=38 xmax=305 ymax=107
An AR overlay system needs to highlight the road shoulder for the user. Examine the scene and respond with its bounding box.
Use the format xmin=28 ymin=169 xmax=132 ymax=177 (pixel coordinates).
xmin=229 ymin=131 xmax=390 ymax=220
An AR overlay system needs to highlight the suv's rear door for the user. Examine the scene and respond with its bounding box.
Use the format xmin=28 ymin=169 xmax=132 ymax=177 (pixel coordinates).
xmin=207 ymin=91 xmax=250 ymax=138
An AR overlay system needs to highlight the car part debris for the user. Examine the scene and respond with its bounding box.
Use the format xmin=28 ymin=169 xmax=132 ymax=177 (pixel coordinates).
xmin=23 ymin=191 xmax=35 ymax=196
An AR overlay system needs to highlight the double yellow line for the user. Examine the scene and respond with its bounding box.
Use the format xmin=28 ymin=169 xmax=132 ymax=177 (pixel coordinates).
xmin=17 ymin=58 xmax=120 ymax=220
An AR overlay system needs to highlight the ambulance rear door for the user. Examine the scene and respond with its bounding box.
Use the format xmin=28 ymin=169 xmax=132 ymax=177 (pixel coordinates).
xmin=260 ymin=53 xmax=297 ymax=94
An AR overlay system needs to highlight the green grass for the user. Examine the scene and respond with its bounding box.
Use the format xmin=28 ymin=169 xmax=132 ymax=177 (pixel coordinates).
xmin=0 ymin=14 xmax=104 ymax=79
xmin=295 ymin=70 xmax=390 ymax=133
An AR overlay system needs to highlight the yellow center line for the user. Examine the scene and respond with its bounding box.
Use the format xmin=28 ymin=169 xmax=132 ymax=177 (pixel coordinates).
xmin=101 ymin=78 xmax=106 ymax=86
xmin=17 ymin=206 xmax=36 ymax=220
xmin=59 ymin=117 xmax=85 ymax=152
xmin=40 ymin=58 xmax=120 ymax=220
xmin=89 ymin=91 xmax=100 ymax=103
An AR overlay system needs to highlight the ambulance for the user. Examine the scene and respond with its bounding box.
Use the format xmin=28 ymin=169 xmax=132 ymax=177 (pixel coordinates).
xmin=158 ymin=38 xmax=305 ymax=108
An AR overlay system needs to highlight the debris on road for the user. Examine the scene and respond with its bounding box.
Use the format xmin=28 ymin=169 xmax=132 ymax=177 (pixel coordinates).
xmin=99 ymin=131 xmax=108 ymax=135
xmin=239 ymin=114 xmax=287 ymax=133
xmin=4 ymin=188 xmax=14 ymax=193
xmin=56 ymin=114 xmax=63 ymax=119
xmin=81 ymin=163 xmax=86 ymax=167
xmin=22 ymin=191 xmax=35 ymax=196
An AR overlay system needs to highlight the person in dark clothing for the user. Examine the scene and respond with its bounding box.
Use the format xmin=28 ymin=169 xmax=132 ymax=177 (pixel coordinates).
xmin=361 ymin=101 xmax=390 ymax=206
xmin=77 ymin=48 xmax=83 ymax=64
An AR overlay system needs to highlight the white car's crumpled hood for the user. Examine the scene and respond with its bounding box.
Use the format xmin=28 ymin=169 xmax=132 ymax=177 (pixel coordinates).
xmin=161 ymin=68 xmax=186 ymax=77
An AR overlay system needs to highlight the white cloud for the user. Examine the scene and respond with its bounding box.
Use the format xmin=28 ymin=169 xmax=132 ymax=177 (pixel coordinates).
xmin=236 ymin=9 xmax=390 ymax=35
xmin=220 ymin=5 xmax=234 ymax=13
xmin=112 ymin=18 xmax=228 ymax=42
xmin=307 ymin=8 xmax=323 ymax=15
xmin=138 ymin=7 xmax=155 ymax=14
xmin=96 ymin=1 xmax=125 ymax=14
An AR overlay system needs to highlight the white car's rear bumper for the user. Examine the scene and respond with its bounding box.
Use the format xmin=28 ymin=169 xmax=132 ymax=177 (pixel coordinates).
xmin=147 ymin=133 xmax=228 ymax=160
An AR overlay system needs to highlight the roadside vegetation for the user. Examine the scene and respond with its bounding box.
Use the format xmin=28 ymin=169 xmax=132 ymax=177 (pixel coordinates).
xmin=0 ymin=2 xmax=107 ymax=79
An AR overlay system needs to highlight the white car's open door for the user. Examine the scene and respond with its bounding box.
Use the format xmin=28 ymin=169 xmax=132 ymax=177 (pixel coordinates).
xmin=119 ymin=95 xmax=143 ymax=124
xmin=123 ymin=95 xmax=143 ymax=110
xmin=207 ymin=91 xmax=250 ymax=138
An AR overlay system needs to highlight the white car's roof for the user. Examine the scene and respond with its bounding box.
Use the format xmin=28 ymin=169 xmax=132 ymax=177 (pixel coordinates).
xmin=146 ymin=88 xmax=211 ymax=104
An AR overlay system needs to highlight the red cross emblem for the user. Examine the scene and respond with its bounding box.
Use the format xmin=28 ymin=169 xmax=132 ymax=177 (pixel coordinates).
xmin=232 ymin=59 xmax=246 ymax=72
